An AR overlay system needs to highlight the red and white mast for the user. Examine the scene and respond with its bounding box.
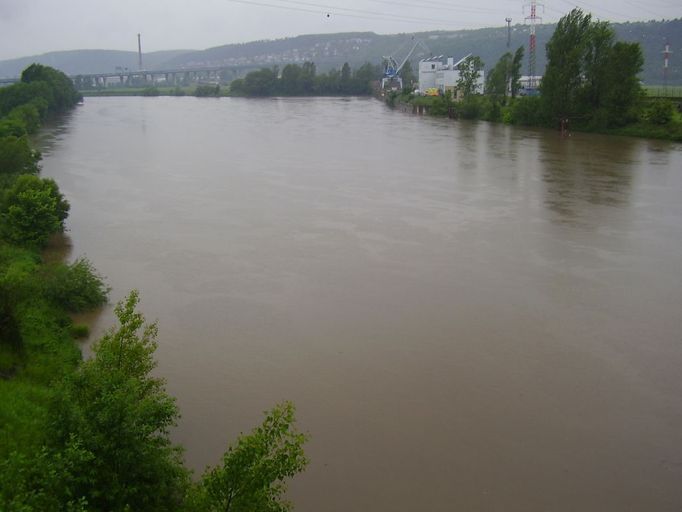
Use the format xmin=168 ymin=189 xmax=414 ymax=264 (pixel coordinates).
xmin=524 ymin=0 xmax=543 ymax=88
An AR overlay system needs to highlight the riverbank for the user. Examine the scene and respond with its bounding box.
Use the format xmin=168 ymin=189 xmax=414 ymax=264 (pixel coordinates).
xmin=81 ymin=84 xmax=228 ymax=97
xmin=387 ymin=92 xmax=682 ymax=142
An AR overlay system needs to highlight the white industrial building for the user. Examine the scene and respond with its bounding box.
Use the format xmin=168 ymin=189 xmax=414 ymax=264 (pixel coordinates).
xmin=418 ymin=55 xmax=485 ymax=98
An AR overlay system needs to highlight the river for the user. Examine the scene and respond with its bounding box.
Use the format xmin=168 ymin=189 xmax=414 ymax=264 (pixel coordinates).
xmin=39 ymin=96 xmax=682 ymax=511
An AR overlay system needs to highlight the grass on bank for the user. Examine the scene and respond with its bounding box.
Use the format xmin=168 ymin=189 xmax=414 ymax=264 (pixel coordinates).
xmin=81 ymin=84 xmax=228 ymax=97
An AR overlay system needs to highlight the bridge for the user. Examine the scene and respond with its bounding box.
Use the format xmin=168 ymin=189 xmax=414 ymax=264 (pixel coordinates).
xmin=1 ymin=64 xmax=263 ymax=89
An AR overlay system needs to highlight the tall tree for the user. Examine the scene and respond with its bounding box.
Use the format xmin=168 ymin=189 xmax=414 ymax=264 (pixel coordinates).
xmin=510 ymin=46 xmax=524 ymax=98
xmin=541 ymin=8 xmax=643 ymax=127
xmin=541 ymin=9 xmax=593 ymax=122
xmin=456 ymin=56 xmax=484 ymax=97
xmin=486 ymin=52 xmax=512 ymax=98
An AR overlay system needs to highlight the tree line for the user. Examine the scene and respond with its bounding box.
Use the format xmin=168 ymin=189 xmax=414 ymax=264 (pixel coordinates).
xmin=230 ymin=61 xmax=381 ymax=96
xmin=402 ymin=9 xmax=680 ymax=140
xmin=0 ymin=65 xmax=309 ymax=511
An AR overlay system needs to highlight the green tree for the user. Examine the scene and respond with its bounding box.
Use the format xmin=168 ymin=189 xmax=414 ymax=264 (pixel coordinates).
xmin=601 ymin=41 xmax=644 ymax=126
xmin=21 ymin=63 xmax=81 ymax=113
xmin=510 ymin=46 xmax=524 ymax=98
xmin=340 ymin=62 xmax=352 ymax=84
xmin=486 ymin=52 xmax=512 ymax=98
xmin=300 ymin=62 xmax=316 ymax=95
xmin=1 ymin=175 xmax=69 ymax=247
xmin=43 ymin=257 xmax=109 ymax=313
xmin=281 ymin=64 xmax=303 ymax=95
xmin=45 ymin=291 xmax=190 ymax=511
xmin=0 ymin=135 xmax=41 ymax=174
xmin=541 ymin=9 xmax=643 ymax=127
xmin=192 ymin=402 xmax=309 ymax=512
xmin=243 ymin=68 xmax=278 ymax=96
xmin=541 ymin=9 xmax=593 ymax=122
xmin=456 ymin=56 xmax=484 ymax=97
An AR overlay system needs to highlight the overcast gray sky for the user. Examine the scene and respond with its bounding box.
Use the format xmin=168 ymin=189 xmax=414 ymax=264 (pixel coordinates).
xmin=0 ymin=0 xmax=679 ymax=60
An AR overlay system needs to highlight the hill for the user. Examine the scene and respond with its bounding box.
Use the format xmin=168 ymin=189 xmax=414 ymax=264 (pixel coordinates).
xmin=161 ymin=19 xmax=681 ymax=85
xmin=0 ymin=49 xmax=194 ymax=78
xmin=1 ymin=19 xmax=679 ymax=84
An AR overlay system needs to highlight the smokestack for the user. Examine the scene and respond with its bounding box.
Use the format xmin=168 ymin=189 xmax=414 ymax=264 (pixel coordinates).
xmin=138 ymin=33 xmax=142 ymax=70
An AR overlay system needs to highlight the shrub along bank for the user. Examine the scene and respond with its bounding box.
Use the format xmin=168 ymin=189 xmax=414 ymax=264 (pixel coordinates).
xmin=0 ymin=65 xmax=308 ymax=511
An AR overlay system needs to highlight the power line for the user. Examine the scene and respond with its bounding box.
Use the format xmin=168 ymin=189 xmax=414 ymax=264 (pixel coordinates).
xmin=366 ymin=0 xmax=508 ymax=15
xmin=245 ymin=0 xmax=484 ymax=25
xmin=224 ymin=0 xmax=486 ymax=27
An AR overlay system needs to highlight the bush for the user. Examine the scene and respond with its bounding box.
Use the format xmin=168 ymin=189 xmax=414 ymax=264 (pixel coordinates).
xmin=0 ymin=175 xmax=68 ymax=247
xmin=70 ymin=323 xmax=90 ymax=339
xmin=195 ymin=84 xmax=221 ymax=97
xmin=646 ymin=99 xmax=673 ymax=125
xmin=0 ymin=118 xmax=27 ymax=138
xmin=43 ymin=258 xmax=109 ymax=313
xmin=509 ymin=96 xmax=548 ymax=126
xmin=8 ymin=104 xmax=41 ymax=134
xmin=142 ymin=87 xmax=160 ymax=97
xmin=0 ymin=135 xmax=41 ymax=175
xmin=457 ymin=96 xmax=484 ymax=120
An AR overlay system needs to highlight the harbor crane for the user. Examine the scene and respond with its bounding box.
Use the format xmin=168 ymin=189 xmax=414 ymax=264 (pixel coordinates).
xmin=381 ymin=38 xmax=430 ymax=90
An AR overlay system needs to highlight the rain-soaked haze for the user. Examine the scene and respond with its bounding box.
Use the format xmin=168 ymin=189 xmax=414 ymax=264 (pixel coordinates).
xmin=40 ymin=97 xmax=682 ymax=511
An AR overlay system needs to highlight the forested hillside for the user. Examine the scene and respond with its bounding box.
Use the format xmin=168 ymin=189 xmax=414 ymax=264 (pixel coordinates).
xmin=1 ymin=19 xmax=679 ymax=84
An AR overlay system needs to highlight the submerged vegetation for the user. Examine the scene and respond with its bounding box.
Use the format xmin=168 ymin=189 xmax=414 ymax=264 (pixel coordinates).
xmin=0 ymin=64 xmax=308 ymax=511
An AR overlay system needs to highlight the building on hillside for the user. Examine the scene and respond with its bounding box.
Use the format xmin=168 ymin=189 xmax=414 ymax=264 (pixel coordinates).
xmin=418 ymin=55 xmax=485 ymax=98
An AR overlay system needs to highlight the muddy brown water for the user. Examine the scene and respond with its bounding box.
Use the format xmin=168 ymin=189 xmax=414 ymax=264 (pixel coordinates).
xmin=39 ymin=96 xmax=682 ymax=511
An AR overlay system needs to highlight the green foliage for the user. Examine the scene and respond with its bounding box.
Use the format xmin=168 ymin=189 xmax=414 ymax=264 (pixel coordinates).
xmin=192 ymin=402 xmax=309 ymax=512
xmin=646 ymin=99 xmax=674 ymax=124
xmin=8 ymin=103 xmax=42 ymax=134
xmin=21 ymin=63 xmax=82 ymax=113
xmin=142 ymin=86 xmax=160 ymax=96
xmin=508 ymin=96 xmax=548 ymax=126
xmin=230 ymin=61 xmax=378 ymax=97
xmin=428 ymin=90 xmax=453 ymax=117
xmin=43 ymin=257 xmax=109 ymax=313
xmin=46 ymin=291 xmax=190 ymax=511
xmin=0 ymin=82 xmax=53 ymax=118
xmin=0 ymin=135 xmax=41 ymax=174
xmin=456 ymin=55 xmax=484 ymax=97
xmin=457 ymin=95 xmax=485 ymax=120
xmin=195 ymin=84 xmax=221 ymax=97
xmin=511 ymin=47 xmax=524 ymax=98
xmin=486 ymin=52 xmax=512 ymax=98
xmin=541 ymin=9 xmax=644 ymax=127
xmin=0 ymin=443 xmax=93 ymax=511
xmin=486 ymin=48 xmax=523 ymax=100
xmin=0 ymin=174 xmax=69 ymax=248
xmin=69 ymin=324 xmax=89 ymax=339
xmin=0 ymin=117 xmax=28 ymax=138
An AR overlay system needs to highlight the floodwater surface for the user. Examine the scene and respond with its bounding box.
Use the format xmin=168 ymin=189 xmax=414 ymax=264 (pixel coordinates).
xmin=40 ymin=97 xmax=682 ymax=511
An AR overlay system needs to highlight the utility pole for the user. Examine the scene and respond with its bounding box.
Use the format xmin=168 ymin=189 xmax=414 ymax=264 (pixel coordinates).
xmin=137 ymin=33 xmax=143 ymax=71
xmin=506 ymin=18 xmax=513 ymax=96
xmin=524 ymin=0 xmax=543 ymax=89
xmin=506 ymin=17 xmax=512 ymax=49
